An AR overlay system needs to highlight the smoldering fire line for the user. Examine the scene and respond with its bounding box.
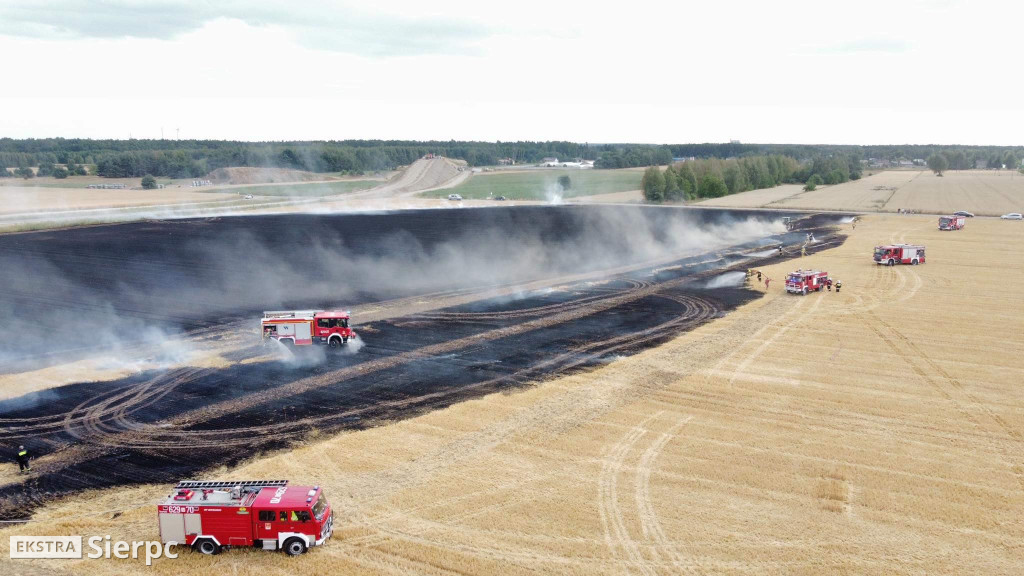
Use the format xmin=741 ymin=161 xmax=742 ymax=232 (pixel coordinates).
xmin=0 ymin=206 xmax=796 ymax=369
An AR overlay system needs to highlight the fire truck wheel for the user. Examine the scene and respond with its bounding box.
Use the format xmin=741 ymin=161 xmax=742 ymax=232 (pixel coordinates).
xmin=912 ymin=259 xmax=919 ymax=265
xmin=194 ymin=538 xmax=220 ymax=555
xmin=888 ymin=259 xmax=895 ymax=266
xmin=283 ymin=538 xmax=307 ymax=556
xmin=802 ymin=287 xmax=808 ymax=295
xmin=328 ymin=337 xmax=340 ymax=349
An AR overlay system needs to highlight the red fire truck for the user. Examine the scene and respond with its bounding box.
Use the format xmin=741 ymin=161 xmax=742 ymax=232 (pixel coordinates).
xmin=938 ymin=215 xmax=965 ymax=230
xmin=785 ymin=269 xmax=829 ymax=295
xmin=158 ymin=480 xmax=334 ymax=556
xmin=261 ymin=310 xmax=356 ymax=348
xmin=874 ymin=244 xmax=925 ymax=265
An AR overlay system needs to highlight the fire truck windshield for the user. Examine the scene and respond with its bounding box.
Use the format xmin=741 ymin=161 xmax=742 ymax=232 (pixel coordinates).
xmin=312 ymin=494 xmax=328 ymax=521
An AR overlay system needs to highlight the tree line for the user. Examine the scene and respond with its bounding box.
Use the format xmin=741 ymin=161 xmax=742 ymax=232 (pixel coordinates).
xmin=668 ymin=143 xmax=1024 ymax=167
xmin=0 ymin=138 xmax=666 ymax=178
xmin=3 ymin=137 xmax=1022 ymax=180
xmin=926 ymin=150 xmax=1020 ymax=175
xmin=642 ymin=154 xmax=862 ymax=202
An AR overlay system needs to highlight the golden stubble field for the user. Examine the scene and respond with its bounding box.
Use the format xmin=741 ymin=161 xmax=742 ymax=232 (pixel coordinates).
xmin=699 ymin=169 xmax=1024 ymax=216
xmin=2 ymin=214 xmax=1023 ymax=575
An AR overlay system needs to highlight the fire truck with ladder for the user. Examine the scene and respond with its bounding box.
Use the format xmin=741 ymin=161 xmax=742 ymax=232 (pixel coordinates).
xmin=261 ymin=310 xmax=357 ymax=348
xmin=938 ymin=215 xmax=965 ymax=231
xmin=158 ymin=480 xmax=333 ymax=556
xmin=874 ymin=244 xmax=925 ymax=266
xmin=785 ymin=269 xmax=830 ymax=295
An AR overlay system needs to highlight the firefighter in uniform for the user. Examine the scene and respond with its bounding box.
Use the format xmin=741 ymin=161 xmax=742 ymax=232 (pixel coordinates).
xmin=835 ymin=280 xmax=842 ymax=293
xmin=16 ymin=445 xmax=30 ymax=473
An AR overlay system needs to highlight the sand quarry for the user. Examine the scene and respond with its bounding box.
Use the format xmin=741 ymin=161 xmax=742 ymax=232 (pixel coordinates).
xmin=0 ymin=158 xmax=466 ymax=230
xmin=0 ymin=174 xmax=1023 ymax=574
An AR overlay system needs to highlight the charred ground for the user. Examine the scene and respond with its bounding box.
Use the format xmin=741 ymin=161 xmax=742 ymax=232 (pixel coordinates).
xmin=0 ymin=207 xmax=847 ymax=519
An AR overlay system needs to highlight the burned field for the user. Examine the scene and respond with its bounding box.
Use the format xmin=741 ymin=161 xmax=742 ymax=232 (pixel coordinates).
xmin=0 ymin=206 xmax=846 ymax=519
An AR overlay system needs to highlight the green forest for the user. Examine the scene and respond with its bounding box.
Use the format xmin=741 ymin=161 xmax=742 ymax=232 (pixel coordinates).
xmin=641 ymin=154 xmax=864 ymax=202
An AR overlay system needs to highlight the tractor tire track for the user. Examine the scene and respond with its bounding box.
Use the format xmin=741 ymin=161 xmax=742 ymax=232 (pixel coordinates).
xmin=634 ymin=415 xmax=694 ymax=573
xmin=597 ymin=411 xmax=662 ymax=575
xmin=862 ymin=310 xmax=1024 ymax=491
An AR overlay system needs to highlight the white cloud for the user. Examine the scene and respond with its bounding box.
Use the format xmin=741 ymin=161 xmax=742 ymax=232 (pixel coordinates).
xmin=0 ymin=0 xmax=1022 ymax=144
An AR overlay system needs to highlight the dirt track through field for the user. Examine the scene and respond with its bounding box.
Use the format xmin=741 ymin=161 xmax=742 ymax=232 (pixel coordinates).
xmin=343 ymin=157 xmax=468 ymax=199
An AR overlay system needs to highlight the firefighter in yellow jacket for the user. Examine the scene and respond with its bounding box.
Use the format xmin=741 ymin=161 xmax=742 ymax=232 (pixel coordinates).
xmin=16 ymin=445 xmax=30 ymax=473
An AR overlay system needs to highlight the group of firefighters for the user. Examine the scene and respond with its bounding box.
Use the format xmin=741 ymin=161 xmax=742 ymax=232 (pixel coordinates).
xmin=748 ymin=234 xmax=845 ymax=295
xmin=747 ymin=268 xmax=842 ymax=292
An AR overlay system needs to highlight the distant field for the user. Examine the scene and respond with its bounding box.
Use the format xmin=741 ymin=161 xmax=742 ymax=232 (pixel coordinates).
xmin=426 ymin=169 xmax=641 ymax=200
xmin=226 ymin=180 xmax=379 ymax=197
xmin=0 ymin=175 xmax=189 ymax=189
xmin=698 ymin=169 xmax=1024 ymax=215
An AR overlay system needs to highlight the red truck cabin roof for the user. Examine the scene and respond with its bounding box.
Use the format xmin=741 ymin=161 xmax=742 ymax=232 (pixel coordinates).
xmin=252 ymin=485 xmax=321 ymax=509
xmin=314 ymin=310 xmax=350 ymax=320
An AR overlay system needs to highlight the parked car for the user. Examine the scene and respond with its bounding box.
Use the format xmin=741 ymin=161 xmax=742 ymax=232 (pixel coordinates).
xmin=953 ymin=211 xmax=974 ymax=217
xmin=494 ymin=196 xmax=507 ymax=201
xmin=448 ymin=194 xmax=463 ymax=201
xmin=1000 ymin=213 xmax=1022 ymax=220
xmin=243 ymin=194 xmax=254 ymax=200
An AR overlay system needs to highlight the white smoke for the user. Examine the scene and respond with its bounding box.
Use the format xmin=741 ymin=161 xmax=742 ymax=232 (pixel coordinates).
xmin=343 ymin=335 xmax=365 ymax=355
xmin=544 ymin=182 xmax=565 ymax=205
xmin=702 ymin=271 xmax=747 ymax=289
xmin=0 ymin=207 xmax=794 ymax=372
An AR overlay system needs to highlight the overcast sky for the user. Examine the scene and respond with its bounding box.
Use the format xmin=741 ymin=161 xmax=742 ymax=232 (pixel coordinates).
xmin=0 ymin=0 xmax=1021 ymax=144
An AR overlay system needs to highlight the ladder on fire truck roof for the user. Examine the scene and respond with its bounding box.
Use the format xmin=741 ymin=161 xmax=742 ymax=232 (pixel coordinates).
xmin=174 ymin=480 xmax=288 ymax=490
xmin=262 ymin=311 xmax=318 ymax=319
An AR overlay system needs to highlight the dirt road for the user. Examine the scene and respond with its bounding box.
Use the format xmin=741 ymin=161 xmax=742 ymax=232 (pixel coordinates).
xmin=340 ymin=157 xmax=469 ymax=200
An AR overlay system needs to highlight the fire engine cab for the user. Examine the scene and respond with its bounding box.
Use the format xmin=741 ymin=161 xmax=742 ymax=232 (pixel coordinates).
xmin=874 ymin=244 xmax=925 ymax=266
xmin=938 ymin=215 xmax=965 ymax=231
xmin=158 ymin=480 xmax=333 ymax=556
xmin=261 ymin=310 xmax=356 ymax=348
xmin=785 ymin=269 xmax=829 ymax=295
